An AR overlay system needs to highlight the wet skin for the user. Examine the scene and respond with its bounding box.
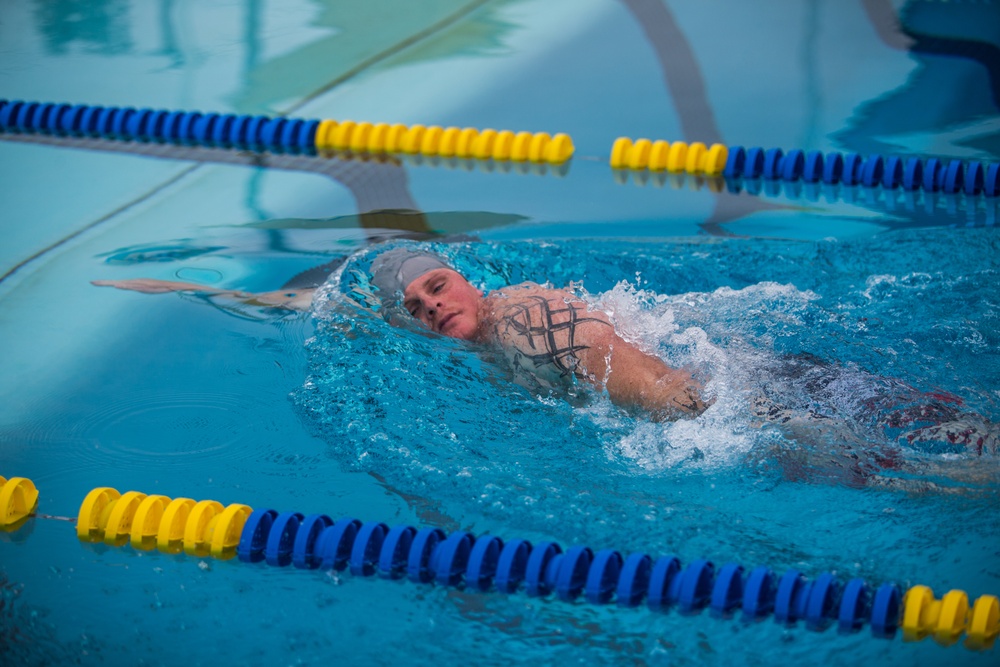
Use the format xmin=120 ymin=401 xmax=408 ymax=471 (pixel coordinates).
xmin=402 ymin=268 xmax=485 ymax=341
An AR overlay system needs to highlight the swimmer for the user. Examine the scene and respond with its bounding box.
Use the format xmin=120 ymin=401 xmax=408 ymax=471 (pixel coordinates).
xmin=93 ymin=247 xmax=711 ymax=421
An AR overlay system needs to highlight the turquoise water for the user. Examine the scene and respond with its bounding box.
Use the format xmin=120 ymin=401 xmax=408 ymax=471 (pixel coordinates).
xmin=2 ymin=1 xmax=1000 ymax=665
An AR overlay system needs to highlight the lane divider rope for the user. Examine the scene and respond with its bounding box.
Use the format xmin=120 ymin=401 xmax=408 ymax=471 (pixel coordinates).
xmin=5 ymin=477 xmax=996 ymax=652
xmin=609 ymin=138 xmax=999 ymax=198
xmin=0 ymin=476 xmax=38 ymax=530
xmin=610 ymin=137 xmax=729 ymax=176
xmin=722 ymin=146 xmax=999 ymax=197
xmin=0 ymin=99 xmax=573 ymax=165
xmin=74 ymin=486 xmax=251 ymax=558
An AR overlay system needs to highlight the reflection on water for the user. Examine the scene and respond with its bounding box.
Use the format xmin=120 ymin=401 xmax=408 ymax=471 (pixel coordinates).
xmin=32 ymin=0 xmax=132 ymax=55
xmin=841 ymin=0 xmax=1000 ymax=156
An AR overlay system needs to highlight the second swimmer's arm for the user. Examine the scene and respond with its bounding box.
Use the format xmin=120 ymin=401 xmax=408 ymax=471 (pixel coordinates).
xmin=91 ymin=279 xmax=314 ymax=311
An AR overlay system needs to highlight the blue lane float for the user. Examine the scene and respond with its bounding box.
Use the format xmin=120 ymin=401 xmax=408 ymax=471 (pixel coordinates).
xmin=722 ymin=145 xmax=999 ymax=198
xmin=0 ymin=98 xmax=320 ymax=154
xmin=234 ymin=506 xmax=909 ymax=643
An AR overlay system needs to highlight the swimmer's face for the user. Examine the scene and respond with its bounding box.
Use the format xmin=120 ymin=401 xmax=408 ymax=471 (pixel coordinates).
xmin=402 ymin=268 xmax=483 ymax=340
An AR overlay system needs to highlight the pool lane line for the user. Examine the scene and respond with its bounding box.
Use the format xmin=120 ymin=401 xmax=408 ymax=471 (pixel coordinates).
xmin=2 ymin=476 xmax=997 ymax=652
xmin=0 ymin=99 xmax=574 ymax=165
xmin=608 ymin=137 xmax=999 ymax=198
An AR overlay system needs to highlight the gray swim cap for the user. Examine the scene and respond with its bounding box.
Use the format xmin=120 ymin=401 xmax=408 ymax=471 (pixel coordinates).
xmin=370 ymin=248 xmax=451 ymax=299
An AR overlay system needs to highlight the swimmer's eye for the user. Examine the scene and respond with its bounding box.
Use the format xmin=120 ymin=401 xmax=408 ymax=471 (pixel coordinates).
xmin=432 ymin=282 xmax=444 ymax=294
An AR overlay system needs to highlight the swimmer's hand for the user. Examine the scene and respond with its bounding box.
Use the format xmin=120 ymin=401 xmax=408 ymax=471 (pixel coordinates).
xmin=613 ymin=358 xmax=712 ymax=421
xmin=648 ymin=382 xmax=714 ymax=422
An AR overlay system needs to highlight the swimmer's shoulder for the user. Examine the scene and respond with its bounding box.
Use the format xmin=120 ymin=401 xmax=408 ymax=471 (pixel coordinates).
xmin=488 ymin=282 xmax=579 ymax=303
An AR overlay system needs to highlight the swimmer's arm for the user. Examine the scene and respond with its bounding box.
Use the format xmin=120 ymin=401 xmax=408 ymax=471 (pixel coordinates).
xmin=589 ymin=329 xmax=710 ymax=420
xmin=571 ymin=310 xmax=710 ymax=419
xmin=91 ymin=279 xmax=313 ymax=311
xmin=489 ymin=288 xmax=709 ymax=419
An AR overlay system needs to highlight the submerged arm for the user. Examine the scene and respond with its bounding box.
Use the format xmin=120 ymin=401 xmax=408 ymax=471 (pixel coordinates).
xmin=91 ymin=279 xmax=314 ymax=311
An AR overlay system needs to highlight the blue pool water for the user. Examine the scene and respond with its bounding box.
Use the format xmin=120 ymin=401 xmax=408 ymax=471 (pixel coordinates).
xmin=2 ymin=1 xmax=999 ymax=665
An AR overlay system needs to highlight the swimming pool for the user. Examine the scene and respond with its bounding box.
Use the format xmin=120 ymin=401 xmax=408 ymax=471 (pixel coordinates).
xmin=1 ymin=0 xmax=999 ymax=664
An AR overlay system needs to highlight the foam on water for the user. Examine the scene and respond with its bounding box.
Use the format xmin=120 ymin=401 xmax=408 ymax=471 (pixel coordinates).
xmin=295 ymin=232 xmax=999 ymax=535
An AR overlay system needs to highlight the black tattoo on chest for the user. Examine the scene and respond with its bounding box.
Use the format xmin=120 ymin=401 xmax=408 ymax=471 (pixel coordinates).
xmin=492 ymin=295 xmax=610 ymax=378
